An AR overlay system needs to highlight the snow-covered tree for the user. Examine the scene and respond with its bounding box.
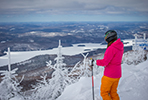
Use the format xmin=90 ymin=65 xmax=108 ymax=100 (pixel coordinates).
xmin=28 ymin=40 xmax=71 ymax=100
xmin=68 ymin=53 xmax=91 ymax=79
xmin=123 ymin=45 xmax=147 ymax=65
xmin=29 ymin=74 xmax=52 ymax=100
xmin=0 ymin=47 xmax=24 ymax=100
xmin=46 ymin=40 xmax=70 ymax=100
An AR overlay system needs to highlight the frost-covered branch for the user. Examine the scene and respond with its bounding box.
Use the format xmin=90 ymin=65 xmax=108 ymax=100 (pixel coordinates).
xmin=0 ymin=47 xmax=24 ymax=100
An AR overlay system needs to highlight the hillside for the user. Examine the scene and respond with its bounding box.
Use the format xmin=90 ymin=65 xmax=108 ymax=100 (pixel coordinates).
xmin=3 ymin=49 xmax=147 ymax=100
xmin=57 ymin=50 xmax=148 ymax=100
xmin=57 ymin=59 xmax=148 ymax=100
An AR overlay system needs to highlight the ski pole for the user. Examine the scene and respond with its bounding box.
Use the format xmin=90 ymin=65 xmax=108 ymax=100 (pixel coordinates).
xmin=90 ymin=58 xmax=95 ymax=100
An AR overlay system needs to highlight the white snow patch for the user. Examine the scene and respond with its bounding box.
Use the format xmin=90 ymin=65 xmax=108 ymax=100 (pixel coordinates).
xmin=57 ymin=60 xmax=148 ymax=100
xmin=0 ymin=39 xmax=132 ymax=67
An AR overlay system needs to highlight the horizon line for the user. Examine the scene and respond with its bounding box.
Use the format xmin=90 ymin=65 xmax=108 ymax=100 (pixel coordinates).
xmin=0 ymin=21 xmax=148 ymax=23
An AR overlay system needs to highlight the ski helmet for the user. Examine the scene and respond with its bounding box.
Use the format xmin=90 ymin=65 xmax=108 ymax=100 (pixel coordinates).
xmin=105 ymin=30 xmax=117 ymax=43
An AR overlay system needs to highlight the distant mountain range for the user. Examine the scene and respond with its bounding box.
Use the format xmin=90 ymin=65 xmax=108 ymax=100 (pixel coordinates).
xmin=1 ymin=22 xmax=147 ymax=56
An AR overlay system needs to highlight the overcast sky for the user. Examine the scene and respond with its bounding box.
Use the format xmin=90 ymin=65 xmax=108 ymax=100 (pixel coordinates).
xmin=0 ymin=0 xmax=148 ymax=22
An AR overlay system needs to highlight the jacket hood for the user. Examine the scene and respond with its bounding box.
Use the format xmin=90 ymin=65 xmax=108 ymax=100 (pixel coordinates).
xmin=111 ymin=38 xmax=124 ymax=51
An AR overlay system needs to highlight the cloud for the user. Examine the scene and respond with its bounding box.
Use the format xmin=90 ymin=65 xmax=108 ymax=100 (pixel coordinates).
xmin=0 ymin=0 xmax=148 ymax=15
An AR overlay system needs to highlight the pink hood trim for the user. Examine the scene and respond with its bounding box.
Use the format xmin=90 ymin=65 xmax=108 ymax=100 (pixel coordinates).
xmin=96 ymin=38 xmax=124 ymax=78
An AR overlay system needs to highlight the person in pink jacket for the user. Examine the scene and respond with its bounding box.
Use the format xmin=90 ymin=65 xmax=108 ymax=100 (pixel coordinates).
xmin=96 ymin=30 xmax=124 ymax=100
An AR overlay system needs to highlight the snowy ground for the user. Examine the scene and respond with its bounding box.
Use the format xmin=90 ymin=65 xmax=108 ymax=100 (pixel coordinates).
xmin=57 ymin=60 xmax=148 ymax=100
xmin=0 ymin=39 xmax=133 ymax=67
xmin=3 ymin=38 xmax=148 ymax=100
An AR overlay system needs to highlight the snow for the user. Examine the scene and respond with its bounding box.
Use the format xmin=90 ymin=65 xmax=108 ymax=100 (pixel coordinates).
xmin=57 ymin=75 xmax=102 ymax=100
xmin=1 ymin=39 xmax=148 ymax=100
xmin=0 ymin=39 xmax=132 ymax=67
xmin=123 ymin=48 xmax=147 ymax=65
xmin=57 ymin=60 xmax=148 ymax=100
xmin=6 ymin=55 xmax=148 ymax=100
xmin=0 ymin=46 xmax=88 ymax=67
xmin=119 ymin=62 xmax=148 ymax=100
xmin=10 ymin=95 xmax=23 ymax=100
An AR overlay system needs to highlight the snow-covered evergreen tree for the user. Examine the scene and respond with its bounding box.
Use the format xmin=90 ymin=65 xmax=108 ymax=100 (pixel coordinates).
xmin=0 ymin=47 xmax=24 ymax=100
xmin=46 ymin=40 xmax=70 ymax=100
xmin=68 ymin=53 xmax=91 ymax=79
xmin=123 ymin=45 xmax=147 ymax=65
xmin=28 ymin=40 xmax=71 ymax=100
xmin=29 ymin=74 xmax=52 ymax=100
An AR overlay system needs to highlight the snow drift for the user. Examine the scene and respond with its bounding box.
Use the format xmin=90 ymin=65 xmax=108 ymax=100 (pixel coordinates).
xmin=57 ymin=59 xmax=148 ymax=100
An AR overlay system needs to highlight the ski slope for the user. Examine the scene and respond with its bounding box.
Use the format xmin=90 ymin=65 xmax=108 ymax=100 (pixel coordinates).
xmin=57 ymin=60 xmax=148 ymax=100
xmin=0 ymin=39 xmax=132 ymax=67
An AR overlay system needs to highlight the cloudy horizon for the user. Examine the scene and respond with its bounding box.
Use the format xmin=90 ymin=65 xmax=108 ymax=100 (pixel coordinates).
xmin=0 ymin=0 xmax=148 ymax=22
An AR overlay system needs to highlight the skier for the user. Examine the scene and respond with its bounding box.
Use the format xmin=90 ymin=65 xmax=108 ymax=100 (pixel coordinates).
xmin=96 ymin=30 xmax=124 ymax=100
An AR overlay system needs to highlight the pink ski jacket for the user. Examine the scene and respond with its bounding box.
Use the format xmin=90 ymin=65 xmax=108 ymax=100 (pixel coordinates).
xmin=96 ymin=38 xmax=124 ymax=78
